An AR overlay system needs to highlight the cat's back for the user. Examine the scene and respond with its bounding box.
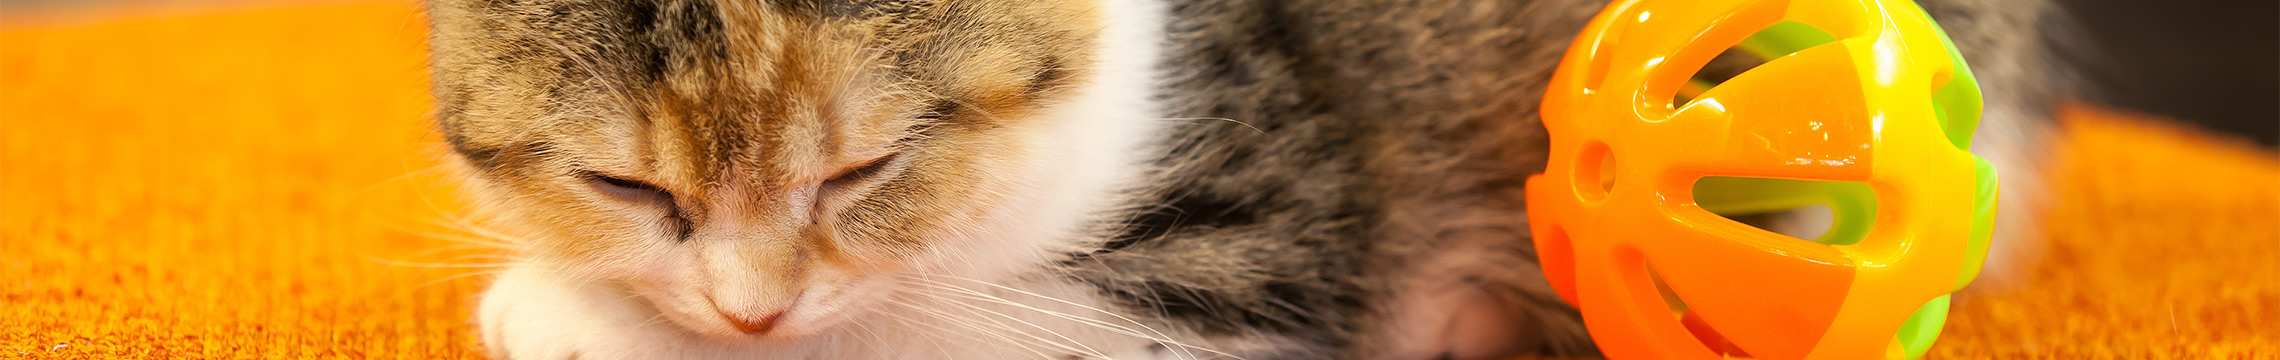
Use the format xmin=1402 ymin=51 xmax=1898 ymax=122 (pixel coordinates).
xmin=1084 ymin=0 xmax=2067 ymax=357
xmin=1077 ymin=0 xmax=1617 ymax=356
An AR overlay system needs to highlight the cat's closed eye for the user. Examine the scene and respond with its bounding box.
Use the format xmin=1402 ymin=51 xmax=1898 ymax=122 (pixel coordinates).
xmin=584 ymin=171 xmax=673 ymax=205
xmin=818 ymin=153 xmax=900 ymax=206
xmin=583 ymin=171 xmax=695 ymax=239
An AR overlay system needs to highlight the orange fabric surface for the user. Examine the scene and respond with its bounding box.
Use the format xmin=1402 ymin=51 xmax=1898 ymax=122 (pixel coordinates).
xmin=2 ymin=2 xmax=486 ymax=358
xmin=1927 ymin=106 xmax=2280 ymax=358
xmin=1 ymin=1 xmax=2272 ymax=358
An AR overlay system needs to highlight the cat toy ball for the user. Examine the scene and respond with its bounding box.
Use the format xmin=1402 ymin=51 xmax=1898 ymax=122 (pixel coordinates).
xmin=1523 ymin=0 xmax=1996 ymax=359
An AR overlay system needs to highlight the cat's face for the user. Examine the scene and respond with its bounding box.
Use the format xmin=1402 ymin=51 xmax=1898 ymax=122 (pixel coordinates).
xmin=429 ymin=0 xmax=1107 ymax=340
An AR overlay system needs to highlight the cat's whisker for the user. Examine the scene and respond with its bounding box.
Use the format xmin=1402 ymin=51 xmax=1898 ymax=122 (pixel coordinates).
xmin=346 ymin=163 xmax=451 ymax=205
xmin=1259 ymin=297 xmax=1322 ymax=328
xmin=933 ymin=299 xmax=1104 ymax=359
xmin=914 ymin=274 xmax=1229 ymax=359
xmin=367 ymin=256 xmax=512 ymax=270
xmin=374 ymin=239 xmax=505 ymax=267
xmin=1150 ymin=116 xmax=1267 ymax=135
xmin=910 ymin=286 xmax=1114 ymax=359
xmin=902 ymin=282 xmax=1197 ymax=360
xmin=1101 ymin=203 xmax=1186 ymax=237
xmin=392 ymin=242 xmax=517 ymax=261
xmin=413 ymin=234 xmax=516 ymax=253
xmin=414 ymin=269 xmax=508 ymax=289
xmin=871 ymin=310 xmax=965 ymax=359
xmin=890 ymin=295 xmax=1083 ymax=357
xmin=897 ymin=276 xmax=1229 ymax=360
xmin=883 ymin=296 xmax=1063 ymax=360
xmin=900 ymin=277 xmax=1158 ymax=339
xmin=845 ymin=317 xmax=889 ymax=354
xmin=394 ymin=175 xmax=523 ymax=253
xmin=442 ymin=252 xmax=521 ymax=263
xmin=845 ymin=312 xmax=893 ymax=349
xmin=878 ymin=310 xmax=1023 ymax=359
xmin=360 ymin=158 xmax=520 ymax=259
xmin=418 ymin=241 xmax=514 ymax=254
xmin=405 ymin=209 xmax=520 ymax=248
xmin=416 ymin=207 xmax=531 ymax=250
xmin=411 ymin=251 xmax=518 ymax=272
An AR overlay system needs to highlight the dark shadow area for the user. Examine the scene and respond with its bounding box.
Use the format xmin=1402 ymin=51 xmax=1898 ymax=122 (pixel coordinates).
xmin=2060 ymin=0 xmax=2278 ymax=145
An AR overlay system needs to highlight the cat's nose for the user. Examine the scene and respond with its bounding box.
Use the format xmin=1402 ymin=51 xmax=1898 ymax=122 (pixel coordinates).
xmin=719 ymin=309 xmax=784 ymax=334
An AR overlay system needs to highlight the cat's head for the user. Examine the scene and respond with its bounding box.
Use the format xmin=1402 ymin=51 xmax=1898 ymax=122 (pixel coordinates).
xmin=429 ymin=0 xmax=1149 ymax=341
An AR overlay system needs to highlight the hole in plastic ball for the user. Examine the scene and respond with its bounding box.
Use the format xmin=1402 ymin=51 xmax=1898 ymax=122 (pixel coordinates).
xmin=1574 ymin=142 xmax=1617 ymax=201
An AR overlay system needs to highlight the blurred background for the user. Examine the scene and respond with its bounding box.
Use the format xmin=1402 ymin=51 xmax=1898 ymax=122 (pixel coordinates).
xmin=2 ymin=0 xmax=2273 ymax=358
xmin=2063 ymin=0 xmax=2276 ymax=145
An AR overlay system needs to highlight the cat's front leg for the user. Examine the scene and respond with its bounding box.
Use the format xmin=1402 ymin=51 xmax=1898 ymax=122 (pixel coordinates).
xmin=478 ymin=265 xmax=682 ymax=360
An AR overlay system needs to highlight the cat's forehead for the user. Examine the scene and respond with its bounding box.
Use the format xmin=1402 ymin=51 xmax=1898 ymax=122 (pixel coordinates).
xmin=433 ymin=0 xmax=1099 ymax=185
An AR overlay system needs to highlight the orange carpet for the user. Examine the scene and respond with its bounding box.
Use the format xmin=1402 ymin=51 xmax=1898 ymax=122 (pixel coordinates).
xmin=1 ymin=1 xmax=2273 ymax=358
xmin=1 ymin=2 xmax=487 ymax=358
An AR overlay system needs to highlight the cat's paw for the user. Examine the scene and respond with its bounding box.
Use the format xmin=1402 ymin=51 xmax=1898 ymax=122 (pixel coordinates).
xmin=478 ymin=266 xmax=670 ymax=360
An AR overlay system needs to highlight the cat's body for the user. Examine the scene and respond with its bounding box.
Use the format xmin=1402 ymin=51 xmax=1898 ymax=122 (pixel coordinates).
xmin=428 ymin=0 xmax=2066 ymax=358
